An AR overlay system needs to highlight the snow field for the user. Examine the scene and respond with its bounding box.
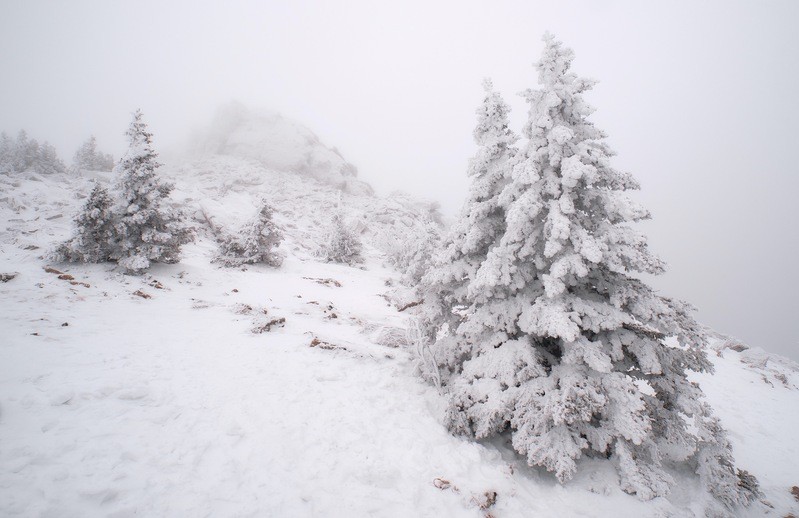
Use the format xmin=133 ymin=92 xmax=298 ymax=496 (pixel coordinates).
xmin=2 ymin=245 xmax=693 ymax=517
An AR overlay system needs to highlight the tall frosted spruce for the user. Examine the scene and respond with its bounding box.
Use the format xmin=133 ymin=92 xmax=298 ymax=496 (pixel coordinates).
xmin=422 ymin=79 xmax=517 ymax=352
xmin=423 ymin=35 xmax=759 ymax=510
xmin=112 ymin=110 xmax=191 ymax=273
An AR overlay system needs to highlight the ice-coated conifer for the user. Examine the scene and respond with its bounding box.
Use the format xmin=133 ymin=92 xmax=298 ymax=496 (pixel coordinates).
xmin=53 ymin=183 xmax=115 ymax=263
xmin=0 ymin=130 xmax=66 ymax=175
xmin=322 ymin=209 xmax=363 ymax=265
xmin=421 ymin=78 xmax=517 ymax=354
xmin=424 ymin=34 xmax=759 ymax=510
xmin=112 ymin=110 xmax=191 ymax=273
xmin=216 ymin=202 xmax=284 ymax=267
xmin=73 ymin=136 xmax=114 ymax=171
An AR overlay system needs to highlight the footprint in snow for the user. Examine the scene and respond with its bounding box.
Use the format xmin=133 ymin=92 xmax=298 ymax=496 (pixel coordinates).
xmin=116 ymin=387 xmax=149 ymax=401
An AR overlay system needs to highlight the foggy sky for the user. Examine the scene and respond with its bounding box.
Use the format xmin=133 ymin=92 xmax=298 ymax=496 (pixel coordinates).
xmin=1 ymin=1 xmax=797 ymax=359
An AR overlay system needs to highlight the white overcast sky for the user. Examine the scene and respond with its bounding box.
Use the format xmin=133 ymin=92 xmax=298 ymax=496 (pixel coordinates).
xmin=1 ymin=0 xmax=797 ymax=359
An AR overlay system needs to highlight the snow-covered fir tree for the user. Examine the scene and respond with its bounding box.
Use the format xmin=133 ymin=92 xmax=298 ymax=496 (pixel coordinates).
xmin=421 ymin=78 xmax=517 ymax=347
xmin=424 ymin=35 xmax=759 ymax=510
xmin=111 ymin=110 xmax=192 ymax=273
xmin=322 ymin=208 xmax=363 ymax=265
xmin=399 ymin=220 xmax=442 ymax=286
xmin=0 ymin=130 xmax=66 ymax=175
xmin=0 ymin=133 xmax=14 ymax=174
xmin=216 ymin=201 xmax=284 ymax=267
xmin=52 ymin=183 xmax=115 ymax=263
xmin=33 ymin=142 xmax=66 ymax=175
xmin=72 ymin=136 xmax=114 ymax=171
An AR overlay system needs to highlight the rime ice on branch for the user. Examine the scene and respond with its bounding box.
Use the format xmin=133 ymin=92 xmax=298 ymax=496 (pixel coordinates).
xmin=421 ymin=34 xmax=759 ymax=510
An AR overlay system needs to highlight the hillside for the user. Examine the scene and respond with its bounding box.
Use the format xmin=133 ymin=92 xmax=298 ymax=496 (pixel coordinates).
xmin=1 ymin=114 xmax=798 ymax=517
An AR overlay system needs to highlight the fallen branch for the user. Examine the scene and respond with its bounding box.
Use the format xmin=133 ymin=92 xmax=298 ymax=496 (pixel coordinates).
xmin=309 ymin=336 xmax=345 ymax=351
xmin=199 ymin=206 xmax=224 ymax=239
xmin=398 ymin=299 xmax=424 ymax=312
xmin=303 ymin=277 xmax=343 ymax=288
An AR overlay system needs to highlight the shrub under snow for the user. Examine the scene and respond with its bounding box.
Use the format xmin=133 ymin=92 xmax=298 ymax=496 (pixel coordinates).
xmin=321 ymin=210 xmax=363 ymax=265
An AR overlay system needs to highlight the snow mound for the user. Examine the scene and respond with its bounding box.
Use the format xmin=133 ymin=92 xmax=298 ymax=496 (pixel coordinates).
xmin=712 ymin=336 xmax=799 ymax=390
xmin=190 ymin=102 xmax=373 ymax=195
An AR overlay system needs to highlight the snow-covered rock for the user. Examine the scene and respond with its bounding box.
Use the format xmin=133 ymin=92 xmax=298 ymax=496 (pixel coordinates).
xmin=190 ymin=102 xmax=373 ymax=195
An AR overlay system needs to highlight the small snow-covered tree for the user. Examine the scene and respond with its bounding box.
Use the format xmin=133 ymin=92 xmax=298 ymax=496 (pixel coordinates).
xmin=33 ymin=142 xmax=67 ymax=175
xmin=53 ymin=183 xmax=115 ymax=263
xmin=0 ymin=132 xmax=13 ymax=174
xmin=112 ymin=110 xmax=192 ymax=273
xmin=425 ymin=35 xmax=758 ymax=510
xmin=14 ymin=130 xmax=37 ymax=172
xmin=421 ymin=78 xmax=517 ymax=346
xmin=322 ymin=209 xmax=362 ymax=265
xmin=216 ymin=202 xmax=284 ymax=267
xmin=73 ymin=136 xmax=114 ymax=171
xmin=0 ymin=130 xmax=66 ymax=175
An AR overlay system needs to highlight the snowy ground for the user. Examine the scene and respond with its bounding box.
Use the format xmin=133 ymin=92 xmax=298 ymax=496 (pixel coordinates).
xmin=2 ymin=163 xmax=798 ymax=517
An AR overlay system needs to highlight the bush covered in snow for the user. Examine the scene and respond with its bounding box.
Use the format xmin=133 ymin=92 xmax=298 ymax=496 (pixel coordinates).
xmin=0 ymin=130 xmax=66 ymax=175
xmin=421 ymin=34 xmax=759 ymax=511
xmin=376 ymin=219 xmax=441 ymax=286
xmin=320 ymin=210 xmax=363 ymax=265
xmin=215 ymin=201 xmax=284 ymax=267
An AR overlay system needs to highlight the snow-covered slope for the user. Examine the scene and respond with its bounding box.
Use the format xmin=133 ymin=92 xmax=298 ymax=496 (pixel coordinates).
xmin=1 ymin=146 xmax=798 ymax=517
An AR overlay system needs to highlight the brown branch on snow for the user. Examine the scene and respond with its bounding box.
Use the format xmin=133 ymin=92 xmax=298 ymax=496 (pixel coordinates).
xmin=398 ymin=299 xmax=424 ymax=312
xmin=199 ymin=206 xmax=223 ymax=238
